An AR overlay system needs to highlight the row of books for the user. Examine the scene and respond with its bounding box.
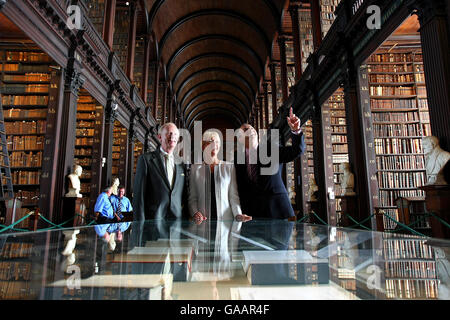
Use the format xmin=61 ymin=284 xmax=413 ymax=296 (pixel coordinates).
xmin=385 ymin=261 xmax=436 ymax=279
xmin=75 ymin=137 xmax=94 ymax=146
xmin=75 ymin=158 xmax=92 ymax=166
xmin=1 ymin=94 xmax=48 ymax=105
xmin=0 ymin=63 xmax=49 ymax=73
xmin=385 ymin=279 xmax=438 ymax=299
xmin=76 ymin=128 xmax=95 ymax=137
xmin=373 ymin=123 xmax=424 ymax=137
xmin=14 ymin=190 xmax=39 ymax=205
xmin=4 ymin=120 xmax=46 ymax=134
xmin=1 ymin=242 xmax=33 ymax=259
xmin=371 ymin=99 xmax=417 ymax=109
xmin=372 ymin=111 xmax=419 ymax=122
xmin=2 ymin=73 xmax=50 ymax=82
xmin=374 ymin=138 xmax=422 ymax=154
xmin=0 ymin=281 xmax=37 ymax=300
xmin=11 ymin=170 xmax=40 ymax=185
xmin=378 ymin=189 xmax=425 ymax=208
xmin=368 ymin=53 xmax=420 ymax=63
xmin=333 ymin=154 xmax=349 ymax=163
xmin=77 ymin=103 xmax=98 ymax=111
xmin=369 ymin=74 xmax=415 ymax=83
xmin=7 ymin=135 xmax=44 ymax=151
xmin=368 ymin=64 xmax=414 ymax=73
xmin=1 ymin=84 xmax=49 ymax=93
xmin=9 ymin=151 xmax=42 ymax=168
xmin=332 ymin=126 xmax=347 ymax=134
xmin=77 ymin=121 xmax=95 ymax=129
xmin=4 ymin=108 xmax=47 ymax=118
xmin=2 ymin=51 xmax=53 ymax=62
xmin=76 ymin=112 xmax=96 ymax=120
xmin=376 ymin=155 xmax=425 ymax=171
xmin=370 ymin=86 xmax=416 ymax=96
xmin=332 ymin=135 xmax=347 ymax=143
xmin=0 ymin=262 xmax=32 ymax=281
xmin=383 ymin=238 xmax=434 ymax=260
xmin=377 ymin=171 xmax=426 ymax=189
xmin=333 ymin=144 xmax=348 ymax=153
xmin=74 ymin=148 xmax=92 ymax=156
xmin=80 ymin=183 xmax=91 ymax=194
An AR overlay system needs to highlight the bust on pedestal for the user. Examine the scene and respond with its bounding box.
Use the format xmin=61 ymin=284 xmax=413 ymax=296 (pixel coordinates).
xmin=421 ymin=136 xmax=450 ymax=239
xmin=111 ymin=177 xmax=120 ymax=196
xmin=423 ymin=136 xmax=450 ymax=185
xmin=339 ymin=163 xmax=358 ymax=227
xmin=340 ymin=163 xmax=355 ymax=196
xmin=65 ymin=165 xmax=83 ymax=198
xmin=63 ymin=165 xmax=86 ymax=226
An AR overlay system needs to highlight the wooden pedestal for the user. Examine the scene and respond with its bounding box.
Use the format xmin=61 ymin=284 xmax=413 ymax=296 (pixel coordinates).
xmin=62 ymin=197 xmax=87 ymax=227
xmin=420 ymin=185 xmax=450 ymax=239
xmin=339 ymin=195 xmax=358 ymax=228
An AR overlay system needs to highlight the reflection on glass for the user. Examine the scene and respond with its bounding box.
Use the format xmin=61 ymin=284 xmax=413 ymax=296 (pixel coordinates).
xmin=0 ymin=219 xmax=449 ymax=300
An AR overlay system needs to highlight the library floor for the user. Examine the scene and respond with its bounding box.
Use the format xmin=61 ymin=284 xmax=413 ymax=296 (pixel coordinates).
xmin=0 ymin=219 xmax=449 ymax=300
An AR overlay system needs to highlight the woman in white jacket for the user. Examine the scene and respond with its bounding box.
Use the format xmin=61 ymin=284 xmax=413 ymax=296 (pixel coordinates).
xmin=188 ymin=130 xmax=252 ymax=223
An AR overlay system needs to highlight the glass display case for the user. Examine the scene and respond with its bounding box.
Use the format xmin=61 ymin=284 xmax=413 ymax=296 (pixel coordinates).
xmin=0 ymin=219 xmax=449 ymax=300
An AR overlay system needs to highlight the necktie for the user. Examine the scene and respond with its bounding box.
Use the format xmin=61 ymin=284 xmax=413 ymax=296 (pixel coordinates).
xmin=117 ymin=198 xmax=122 ymax=215
xmin=164 ymin=154 xmax=174 ymax=188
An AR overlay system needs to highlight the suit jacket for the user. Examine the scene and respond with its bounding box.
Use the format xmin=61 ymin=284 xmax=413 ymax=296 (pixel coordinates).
xmin=132 ymin=149 xmax=187 ymax=222
xmin=188 ymin=161 xmax=242 ymax=220
xmin=234 ymin=132 xmax=306 ymax=219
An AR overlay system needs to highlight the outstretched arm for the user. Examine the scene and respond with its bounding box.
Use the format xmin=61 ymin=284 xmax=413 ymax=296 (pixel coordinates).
xmin=279 ymin=107 xmax=306 ymax=163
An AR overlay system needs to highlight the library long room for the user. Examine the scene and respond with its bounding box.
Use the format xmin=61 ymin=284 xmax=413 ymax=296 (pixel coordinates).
xmin=0 ymin=0 xmax=449 ymax=302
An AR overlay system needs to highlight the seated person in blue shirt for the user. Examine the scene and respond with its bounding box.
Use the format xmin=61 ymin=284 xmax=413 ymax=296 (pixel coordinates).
xmin=110 ymin=185 xmax=133 ymax=221
xmin=94 ymin=187 xmax=115 ymax=224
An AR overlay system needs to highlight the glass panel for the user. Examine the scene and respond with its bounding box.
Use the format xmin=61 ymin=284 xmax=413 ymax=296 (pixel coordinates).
xmin=0 ymin=219 xmax=448 ymax=300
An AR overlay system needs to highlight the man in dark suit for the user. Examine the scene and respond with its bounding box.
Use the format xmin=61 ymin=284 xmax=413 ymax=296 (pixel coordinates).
xmin=234 ymin=107 xmax=305 ymax=219
xmin=132 ymin=122 xmax=187 ymax=222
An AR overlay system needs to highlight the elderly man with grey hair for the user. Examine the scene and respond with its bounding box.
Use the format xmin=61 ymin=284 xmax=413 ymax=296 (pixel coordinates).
xmin=132 ymin=122 xmax=188 ymax=222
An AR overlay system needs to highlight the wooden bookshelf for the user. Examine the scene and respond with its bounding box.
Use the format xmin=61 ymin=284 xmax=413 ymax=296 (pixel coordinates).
xmin=320 ymin=0 xmax=341 ymax=39
xmin=328 ymin=89 xmax=349 ymax=220
xmin=0 ymin=237 xmax=37 ymax=299
xmin=298 ymin=7 xmax=314 ymax=73
xmin=382 ymin=233 xmax=438 ymax=299
xmin=133 ymin=37 xmax=145 ymax=94
xmin=74 ymin=90 xmax=104 ymax=211
xmin=301 ymin=120 xmax=315 ymax=215
xmin=112 ymin=7 xmax=130 ymax=72
xmin=133 ymin=140 xmax=144 ymax=175
xmin=367 ymin=47 xmax=431 ymax=231
xmin=0 ymin=47 xmax=58 ymax=215
xmin=85 ymin=0 xmax=106 ymax=37
xmin=112 ymin=120 xmax=128 ymax=185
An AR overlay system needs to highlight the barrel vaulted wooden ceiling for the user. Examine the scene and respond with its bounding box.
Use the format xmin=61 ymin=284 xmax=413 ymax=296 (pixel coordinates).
xmin=142 ymin=0 xmax=298 ymax=130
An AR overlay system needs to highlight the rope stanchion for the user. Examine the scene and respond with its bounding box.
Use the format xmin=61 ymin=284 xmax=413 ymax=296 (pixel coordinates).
xmin=345 ymin=213 xmax=373 ymax=231
xmin=0 ymin=213 xmax=33 ymax=234
xmin=297 ymin=213 xmax=310 ymax=223
xmin=311 ymin=212 xmax=328 ymax=226
xmin=382 ymin=213 xmax=427 ymax=237
xmin=426 ymin=211 xmax=450 ymax=230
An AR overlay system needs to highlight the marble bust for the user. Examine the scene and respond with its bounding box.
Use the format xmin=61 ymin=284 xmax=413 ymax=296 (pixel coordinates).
xmin=65 ymin=165 xmax=83 ymax=198
xmin=423 ymin=136 xmax=450 ymax=185
xmin=308 ymin=177 xmax=319 ymax=202
xmin=111 ymin=178 xmax=120 ymax=196
xmin=340 ymin=162 xmax=356 ymax=196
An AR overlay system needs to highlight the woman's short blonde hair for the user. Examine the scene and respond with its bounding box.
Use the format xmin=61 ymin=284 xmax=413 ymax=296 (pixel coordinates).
xmin=203 ymin=130 xmax=221 ymax=145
